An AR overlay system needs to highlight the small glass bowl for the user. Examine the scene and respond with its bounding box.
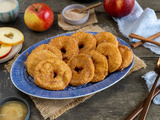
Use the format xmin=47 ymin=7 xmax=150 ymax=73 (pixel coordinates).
xmin=62 ymin=4 xmax=89 ymax=25
xmin=0 ymin=0 xmax=19 ymax=23
xmin=0 ymin=96 xmax=30 ymax=120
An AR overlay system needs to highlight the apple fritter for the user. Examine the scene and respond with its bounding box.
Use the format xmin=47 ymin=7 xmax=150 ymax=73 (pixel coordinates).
xmin=118 ymin=45 xmax=133 ymax=71
xmin=71 ymin=32 xmax=97 ymax=53
xmin=96 ymin=42 xmax=122 ymax=73
xmin=94 ymin=32 xmax=118 ymax=47
xmin=25 ymin=50 xmax=58 ymax=77
xmin=34 ymin=58 xmax=72 ymax=91
xmin=48 ymin=36 xmax=79 ymax=63
xmin=68 ymin=53 xmax=94 ymax=86
xmin=33 ymin=44 xmax=62 ymax=60
xmin=87 ymin=50 xmax=108 ymax=82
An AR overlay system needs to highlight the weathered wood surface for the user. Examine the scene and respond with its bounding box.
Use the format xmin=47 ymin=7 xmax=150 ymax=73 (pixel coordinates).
xmin=0 ymin=0 xmax=160 ymax=120
xmin=18 ymin=0 xmax=160 ymax=13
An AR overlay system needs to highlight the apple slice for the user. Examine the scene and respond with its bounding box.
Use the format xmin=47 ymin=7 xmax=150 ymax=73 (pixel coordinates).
xmin=0 ymin=27 xmax=24 ymax=45
xmin=0 ymin=43 xmax=22 ymax=63
xmin=0 ymin=44 xmax=12 ymax=59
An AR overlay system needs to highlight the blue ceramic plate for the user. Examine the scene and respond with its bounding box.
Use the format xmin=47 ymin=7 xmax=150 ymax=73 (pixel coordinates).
xmin=11 ymin=32 xmax=134 ymax=99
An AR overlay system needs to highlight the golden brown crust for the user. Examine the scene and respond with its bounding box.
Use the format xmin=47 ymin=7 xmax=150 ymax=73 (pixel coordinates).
xmin=87 ymin=50 xmax=108 ymax=82
xmin=68 ymin=53 xmax=95 ymax=86
xmin=33 ymin=44 xmax=62 ymax=60
xmin=48 ymin=36 xmax=79 ymax=63
xmin=34 ymin=58 xmax=72 ymax=91
xmin=96 ymin=42 xmax=122 ymax=73
xmin=71 ymin=32 xmax=96 ymax=53
xmin=25 ymin=50 xmax=58 ymax=77
xmin=118 ymin=45 xmax=133 ymax=71
xmin=94 ymin=32 xmax=118 ymax=47
xmin=24 ymin=32 xmax=132 ymax=91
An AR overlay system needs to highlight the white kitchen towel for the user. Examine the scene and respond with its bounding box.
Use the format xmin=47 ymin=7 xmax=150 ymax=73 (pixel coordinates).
xmin=114 ymin=1 xmax=160 ymax=55
xmin=142 ymin=71 xmax=160 ymax=105
xmin=114 ymin=1 xmax=160 ymax=104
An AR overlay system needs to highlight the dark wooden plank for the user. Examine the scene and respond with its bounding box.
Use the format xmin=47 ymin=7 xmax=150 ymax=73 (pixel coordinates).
xmin=17 ymin=0 xmax=160 ymax=14
xmin=18 ymin=0 xmax=104 ymax=13
xmin=137 ymin=0 xmax=160 ymax=11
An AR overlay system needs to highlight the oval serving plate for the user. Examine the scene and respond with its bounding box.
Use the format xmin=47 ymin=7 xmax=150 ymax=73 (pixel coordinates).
xmin=10 ymin=32 xmax=134 ymax=99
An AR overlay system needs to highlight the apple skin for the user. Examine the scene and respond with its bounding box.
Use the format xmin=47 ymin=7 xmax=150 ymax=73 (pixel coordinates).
xmin=0 ymin=44 xmax=12 ymax=59
xmin=24 ymin=3 xmax=54 ymax=32
xmin=0 ymin=27 xmax=24 ymax=46
xmin=103 ymin=0 xmax=135 ymax=18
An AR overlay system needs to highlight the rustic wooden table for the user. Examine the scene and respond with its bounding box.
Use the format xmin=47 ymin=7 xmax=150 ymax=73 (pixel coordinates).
xmin=0 ymin=0 xmax=160 ymax=120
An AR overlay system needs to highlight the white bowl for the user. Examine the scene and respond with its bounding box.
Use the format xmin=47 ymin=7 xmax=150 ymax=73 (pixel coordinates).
xmin=62 ymin=4 xmax=89 ymax=25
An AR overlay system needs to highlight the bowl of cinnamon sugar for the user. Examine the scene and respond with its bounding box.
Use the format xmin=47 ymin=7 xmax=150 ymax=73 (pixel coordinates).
xmin=62 ymin=4 xmax=89 ymax=25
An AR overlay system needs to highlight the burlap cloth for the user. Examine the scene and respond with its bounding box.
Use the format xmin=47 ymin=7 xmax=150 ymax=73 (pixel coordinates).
xmin=58 ymin=9 xmax=98 ymax=30
xmin=5 ymin=25 xmax=146 ymax=120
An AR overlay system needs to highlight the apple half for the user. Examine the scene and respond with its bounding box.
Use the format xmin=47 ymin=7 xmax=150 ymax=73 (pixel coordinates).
xmin=0 ymin=27 xmax=24 ymax=46
xmin=0 ymin=44 xmax=12 ymax=59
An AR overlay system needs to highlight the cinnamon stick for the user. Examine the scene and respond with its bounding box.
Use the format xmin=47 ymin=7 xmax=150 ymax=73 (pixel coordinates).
xmin=130 ymin=32 xmax=160 ymax=48
xmin=129 ymin=33 xmax=160 ymax=47
xmin=79 ymin=2 xmax=102 ymax=13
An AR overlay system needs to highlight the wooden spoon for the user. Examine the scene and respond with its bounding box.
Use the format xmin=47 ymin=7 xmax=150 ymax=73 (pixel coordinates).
xmin=71 ymin=2 xmax=102 ymax=13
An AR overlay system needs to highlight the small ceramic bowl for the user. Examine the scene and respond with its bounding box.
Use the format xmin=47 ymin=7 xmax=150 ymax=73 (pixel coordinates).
xmin=0 ymin=0 xmax=19 ymax=23
xmin=62 ymin=4 xmax=89 ymax=25
xmin=0 ymin=96 xmax=30 ymax=120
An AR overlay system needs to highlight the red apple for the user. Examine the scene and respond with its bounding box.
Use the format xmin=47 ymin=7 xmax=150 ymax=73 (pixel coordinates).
xmin=0 ymin=44 xmax=12 ymax=59
xmin=103 ymin=0 xmax=135 ymax=18
xmin=24 ymin=3 xmax=54 ymax=32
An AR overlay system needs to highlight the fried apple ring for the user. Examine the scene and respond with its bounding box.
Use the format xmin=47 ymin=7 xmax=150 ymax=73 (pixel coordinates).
xmin=94 ymin=32 xmax=118 ymax=47
xmin=118 ymin=45 xmax=133 ymax=71
xmin=33 ymin=44 xmax=62 ymax=60
xmin=87 ymin=50 xmax=108 ymax=82
xmin=48 ymin=36 xmax=79 ymax=62
xmin=34 ymin=58 xmax=72 ymax=91
xmin=68 ymin=53 xmax=94 ymax=86
xmin=25 ymin=50 xmax=58 ymax=77
xmin=96 ymin=42 xmax=122 ymax=73
xmin=71 ymin=32 xmax=96 ymax=53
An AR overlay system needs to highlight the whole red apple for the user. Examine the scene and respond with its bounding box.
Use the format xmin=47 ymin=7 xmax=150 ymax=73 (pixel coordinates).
xmin=24 ymin=3 xmax=54 ymax=32
xmin=103 ymin=0 xmax=135 ymax=18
